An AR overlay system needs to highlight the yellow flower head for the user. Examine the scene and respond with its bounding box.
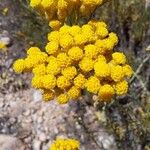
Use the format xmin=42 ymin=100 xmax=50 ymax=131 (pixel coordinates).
xmin=59 ymin=34 xmax=73 ymax=49
xmin=74 ymin=74 xmax=86 ymax=89
xmin=115 ymin=80 xmax=128 ymax=95
xmin=68 ymin=46 xmax=83 ymax=61
xmin=41 ymin=0 xmax=54 ymax=9
xmin=68 ymin=86 xmax=81 ymax=100
xmin=42 ymin=74 xmax=56 ymax=89
xmin=62 ymin=66 xmax=77 ymax=80
xmin=42 ymin=89 xmax=55 ymax=101
xmin=31 ymin=75 xmax=43 ymax=89
xmin=96 ymin=26 xmax=109 ymax=39
xmin=30 ymin=0 xmax=41 ymax=7
xmin=94 ymin=61 xmax=110 ymax=77
xmin=48 ymin=31 xmax=60 ymax=42
xmin=123 ymin=65 xmax=133 ymax=77
xmin=57 ymin=53 xmax=72 ymax=68
xmin=45 ymin=41 xmax=59 ymax=55
xmin=74 ymin=33 xmax=87 ymax=45
xmin=57 ymin=94 xmax=69 ymax=104
xmin=97 ymin=55 xmax=107 ymax=63
xmin=27 ymin=47 xmax=41 ymax=55
xmin=112 ymin=52 xmax=126 ymax=65
xmin=50 ymin=138 xmax=80 ymax=150
xmin=82 ymin=0 xmax=103 ymax=6
xmin=57 ymin=76 xmax=71 ymax=89
xmin=111 ymin=65 xmax=124 ymax=82
xmin=98 ymin=84 xmax=115 ymax=101
xmin=79 ymin=57 xmax=94 ymax=72
xmin=47 ymin=59 xmax=61 ymax=75
xmin=109 ymin=32 xmax=119 ymax=45
xmin=32 ymin=64 xmax=46 ymax=76
xmin=85 ymin=76 xmax=101 ymax=94
xmin=13 ymin=59 xmax=26 ymax=73
xmin=84 ymin=44 xmax=98 ymax=59
xmin=49 ymin=20 xmax=62 ymax=30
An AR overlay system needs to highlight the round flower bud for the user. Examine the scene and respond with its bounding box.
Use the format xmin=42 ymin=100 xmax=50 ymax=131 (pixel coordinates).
xmin=74 ymin=74 xmax=86 ymax=89
xmin=45 ymin=41 xmax=59 ymax=54
xmin=68 ymin=86 xmax=81 ymax=100
xmin=79 ymin=57 xmax=94 ymax=72
xmin=112 ymin=52 xmax=126 ymax=65
xmin=68 ymin=47 xmax=83 ymax=61
xmin=115 ymin=80 xmax=128 ymax=95
xmin=99 ymin=84 xmax=115 ymax=101
xmin=57 ymin=76 xmax=71 ymax=89
xmin=57 ymin=94 xmax=69 ymax=104
xmin=13 ymin=59 xmax=26 ymax=73
xmin=85 ymin=76 xmax=101 ymax=94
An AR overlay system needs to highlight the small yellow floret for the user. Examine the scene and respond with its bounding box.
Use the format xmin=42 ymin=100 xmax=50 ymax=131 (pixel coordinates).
xmin=50 ymin=138 xmax=80 ymax=150
xmin=68 ymin=47 xmax=83 ymax=61
xmin=115 ymin=80 xmax=128 ymax=95
xmin=68 ymin=86 xmax=81 ymax=100
xmin=48 ymin=31 xmax=59 ymax=42
xmin=69 ymin=25 xmax=81 ymax=36
xmin=74 ymin=74 xmax=86 ymax=89
xmin=59 ymin=25 xmax=70 ymax=35
xmin=74 ymin=34 xmax=87 ymax=45
xmin=57 ymin=53 xmax=72 ymax=68
xmin=30 ymin=0 xmax=41 ymax=7
xmin=32 ymin=64 xmax=46 ymax=76
xmin=57 ymin=94 xmax=69 ymax=104
xmin=111 ymin=65 xmax=124 ymax=82
xmin=99 ymin=84 xmax=115 ymax=101
xmin=85 ymin=76 xmax=100 ymax=94
xmin=13 ymin=59 xmax=25 ymax=73
xmin=112 ymin=52 xmax=126 ymax=65
xmin=42 ymin=74 xmax=56 ymax=89
xmin=57 ymin=76 xmax=71 ymax=89
xmin=49 ymin=20 xmax=62 ymax=30
xmin=109 ymin=32 xmax=119 ymax=45
xmin=79 ymin=57 xmax=94 ymax=72
xmin=31 ymin=75 xmax=43 ymax=88
xmin=96 ymin=27 xmax=109 ymax=39
xmin=94 ymin=61 xmax=110 ymax=77
xmin=27 ymin=47 xmax=41 ymax=55
xmin=59 ymin=34 xmax=73 ymax=49
xmin=41 ymin=0 xmax=54 ymax=8
xmin=62 ymin=66 xmax=77 ymax=80
xmin=42 ymin=89 xmax=55 ymax=101
xmin=123 ymin=65 xmax=133 ymax=77
xmin=45 ymin=41 xmax=59 ymax=54
xmin=84 ymin=44 xmax=98 ymax=59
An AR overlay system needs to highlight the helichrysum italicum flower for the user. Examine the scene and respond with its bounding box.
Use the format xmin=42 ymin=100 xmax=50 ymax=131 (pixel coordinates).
xmin=112 ymin=52 xmax=126 ymax=65
xmin=42 ymin=89 xmax=55 ymax=101
xmin=111 ymin=65 xmax=124 ymax=82
xmin=57 ymin=94 xmax=69 ymax=104
xmin=68 ymin=86 xmax=81 ymax=100
xmin=62 ymin=66 xmax=77 ymax=80
xmin=85 ymin=76 xmax=101 ymax=94
xmin=94 ymin=61 xmax=110 ymax=77
xmin=57 ymin=76 xmax=71 ymax=89
xmin=13 ymin=59 xmax=26 ymax=73
xmin=49 ymin=20 xmax=62 ymax=30
xmin=68 ymin=47 xmax=83 ymax=61
xmin=30 ymin=0 xmax=106 ymax=23
xmin=115 ymin=80 xmax=128 ymax=95
xmin=79 ymin=57 xmax=94 ymax=72
xmin=50 ymin=138 xmax=80 ymax=150
xmin=13 ymin=20 xmax=133 ymax=103
xmin=123 ymin=65 xmax=133 ymax=77
xmin=42 ymin=75 xmax=56 ymax=89
xmin=46 ymin=41 xmax=59 ymax=55
xmin=99 ymin=84 xmax=115 ymax=101
xmin=74 ymin=74 xmax=86 ymax=89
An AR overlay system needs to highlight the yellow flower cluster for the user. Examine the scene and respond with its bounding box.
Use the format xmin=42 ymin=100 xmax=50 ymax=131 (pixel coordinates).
xmin=50 ymin=138 xmax=80 ymax=150
xmin=13 ymin=21 xmax=133 ymax=103
xmin=29 ymin=0 xmax=107 ymax=25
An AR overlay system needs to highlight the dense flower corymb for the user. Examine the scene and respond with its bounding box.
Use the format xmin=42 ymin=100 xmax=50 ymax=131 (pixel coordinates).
xmin=13 ymin=21 xmax=133 ymax=104
xmin=50 ymin=138 xmax=80 ymax=150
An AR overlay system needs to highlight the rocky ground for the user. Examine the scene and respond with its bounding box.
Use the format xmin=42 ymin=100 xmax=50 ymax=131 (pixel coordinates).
xmin=0 ymin=1 xmax=117 ymax=150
